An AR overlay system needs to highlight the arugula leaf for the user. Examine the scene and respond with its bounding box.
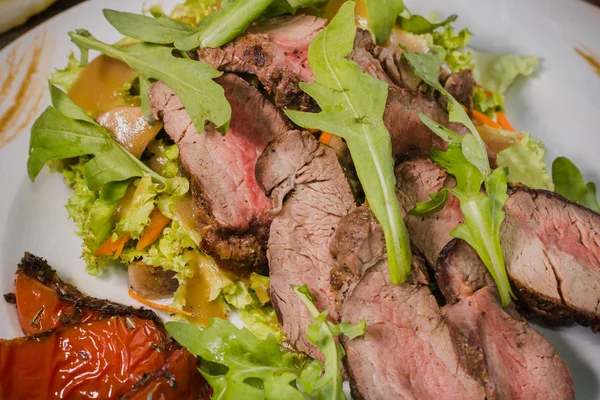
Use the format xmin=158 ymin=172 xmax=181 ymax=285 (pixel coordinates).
xmin=364 ymin=0 xmax=405 ymax=43
xmin=470 ymin=49 xmax=538 ymax=94
xmin=50 ymin=52 xmax=84 ymax=91
xmin=103 ymin=9 xmax=195 ymax=44
xmin=552 ymin=157 xmax=600 ymax=212
xmin=69 ymin=30 xmax=230 ymax=132
xmin=402 ymin=50 xmax=490 ymax=176
xmin=166 ymin=319 xmax=305 ymax=400
xmin=286 ymin=1 xmax=412 ymax=284
xmin=420 ymin=115 xmax=513 ymax=306
xmin=28 ymin=85 xmax=167 ymax=191
xmin=397 ymin=14 xmax=457 ymax=35
xmin=409 ymin=188 xmax=449 ymax=216
xmin=267 ymin=0 xmax=328 ymax=16
xmin=174 ymin=0 xmax=274 ymax=51
xmin=294 ymin=285 xmax=365 ymax=400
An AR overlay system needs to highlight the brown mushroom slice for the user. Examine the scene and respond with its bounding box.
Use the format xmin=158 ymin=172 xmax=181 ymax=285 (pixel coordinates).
xmin=96 ymin=106 xmax=163 ymax=158
xmin=128 ymin=261 xmax=179 ymax=300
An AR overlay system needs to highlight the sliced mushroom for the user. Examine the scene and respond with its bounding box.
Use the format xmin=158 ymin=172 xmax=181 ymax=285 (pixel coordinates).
xmin=128 ymin=261 xmax=178 ymax=300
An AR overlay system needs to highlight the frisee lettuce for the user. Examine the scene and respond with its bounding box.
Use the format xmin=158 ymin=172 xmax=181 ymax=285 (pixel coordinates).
xmin=470 ymin=50 xmax=538 ymax=94
xmin=50 ymin=52 xmax=84 ymax=91
xmin=286 ymin=1 xmax=412 ymax=284
xmin=431 ymin=25 xmax=472 ymax=72
xmin=170 ymin=0 xmax=219 ymax=26
xmin=552 ymin=157 xmax=600 ymax=212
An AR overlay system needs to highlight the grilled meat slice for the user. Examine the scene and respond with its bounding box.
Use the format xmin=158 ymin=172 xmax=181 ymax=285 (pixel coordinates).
xmin=199 ymin=15 xmax=327 ymax=111
xmin=256 ymin=130 xmax=355 ymax=360
xmin=438 ymin=239 xmax=575 ymax=400
xmin=149 ymin=73 xmax=291 ymax=270
xmin=331 ymin=207 xmax=485 ymax=400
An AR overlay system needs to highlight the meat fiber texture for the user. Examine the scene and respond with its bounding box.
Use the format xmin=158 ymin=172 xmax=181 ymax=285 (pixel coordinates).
xmin=395 ymin=158 xmax=600 ymax=330
xmin=331 ymin=207 xmax=485 ymax=400
xmin=149 ymin=73 xmax=291 ymax=270
xmin=255 ymin=130 xmax=356 ymax=360
xmin=437 ymin=239 xmax=575 ymax=400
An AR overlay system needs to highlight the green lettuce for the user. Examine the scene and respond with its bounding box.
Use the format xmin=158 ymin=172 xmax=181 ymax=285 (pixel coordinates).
xmin=238 ymin=305 xmax=284 ymax=341
xmin=171 ymin=0 xmax=219 ymax=26
xmin=114 ymin=176 xmax=158 ymax=240
xmin=552 ymin=157 xmax=600 ymax=212
xmin=50 ymin=52 xmax=84 ymax=92
xmin=496 ymin=131 xmax=553 ymax=190
xmin=470 ymin=49 xmax=538 ymax=94
xmin=431 ymin=25 xmax=473 ymax=72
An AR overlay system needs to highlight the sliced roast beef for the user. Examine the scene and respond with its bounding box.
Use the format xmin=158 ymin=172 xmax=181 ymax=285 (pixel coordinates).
xmin=502 ymin=187 xmax=600 ymax=329
xmin=395 ymin=158 xmax=464 ymax=266
xmin=332 ymin=207 xmax=485 ymax=400
xmin=199 ymin=15 xmax=326 ymax=111
xmin=438 ymin=239 xmax=575 ymax=400
xmin=395 ymin=159 xmax=600 ymax=330
xmin=442 ymin=69 xmax=476 ymax=115
xmin=256 ymin=130 xmax=355 ymax=359
xmin=349 ymin=29 xmax=396 ymax=87
xmin=149 ymin=73 xmax=290 ymax=270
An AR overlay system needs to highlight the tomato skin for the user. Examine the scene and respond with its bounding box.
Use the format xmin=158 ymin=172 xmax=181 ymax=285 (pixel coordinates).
xmin=14 ymin=273 xmax=97 ymax=335
xmin=0 ymin=317 xmax=171 ymax=400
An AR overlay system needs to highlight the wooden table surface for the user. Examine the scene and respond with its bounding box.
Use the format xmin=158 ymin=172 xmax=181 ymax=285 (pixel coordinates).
xmin=0 ymin=0 xmax=598 ymax=50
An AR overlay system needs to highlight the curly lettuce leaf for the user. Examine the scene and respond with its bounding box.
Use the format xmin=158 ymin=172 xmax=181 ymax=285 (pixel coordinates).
xmin=238 ymin=305 xmax=285 ymax=341
xmin=50 ymin=52 xmax=84 ymax=91
xmin=113 ymin=176 xmax=157 ymax=240
xmin=470 ymin=49 xmax=538 ymax=94
xmin=496 ymin=131 xmax=553 ymax=190
xmin=552 ymin=157 xmax=600 ymax=212
xmin=286 ymin=1 xmax=412 ymax=284
xmin=473 ymin=86 xmax=504 ymax=116
xmin=171 ymin=0 xmax=219 ymax=26
xmin=166 ymin=319 xmax=306 ymax=400
xmin=431 ymin=25 xmax=472 ymax=72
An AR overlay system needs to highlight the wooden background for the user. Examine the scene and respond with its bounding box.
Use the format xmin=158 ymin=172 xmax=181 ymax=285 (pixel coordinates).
xmin=0 ymin=0 xmax=598 ymax=49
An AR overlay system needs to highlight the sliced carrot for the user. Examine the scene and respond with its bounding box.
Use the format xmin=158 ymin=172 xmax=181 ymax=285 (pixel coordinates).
xmin=136 ymin=208 xmax=172 ymax=250
xmin=319 ymin=131 xmax=334 ymax=145
xmin=95 ymin=232 xmax=131 ymax=259
xmin=472 ymin=109 xmax=501 ymax=129
xmin=128 ymin=289 xmax=192 ymax=317
xmin=495 ymin=112 xmax=516 ymax=132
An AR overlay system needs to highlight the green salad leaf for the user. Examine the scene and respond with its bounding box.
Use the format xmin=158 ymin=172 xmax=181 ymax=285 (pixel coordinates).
xmin=496 ymin=131 xmax=553 ymax=190
xmin=552 ymin=157 xmax=600 ymax=212
xmin=294 ymin=285 xmax=365 ymax=400
xmin=69 ymin=29 xmax=231 ymax=132
xmin=415 ymin=116 xmax=514 ymax=306
xmin=174 ymin=0 xmax=274 ymax=50
xmin=238 ymin=305 xmax=284 ymax=341
xmin=431 ymin=25 xmax=472 ymax=72
xmin=364 ymin=0 xmax=405 ymax=43
xmin=28 ymin=85 xmax=167 ymax=191
xmin=50 ymin=52 xmax=84 ymax=91
xmin=286 ymin=1 xmax=412 ymax=284
xmin=402 ymin=50 xmax=490 ymax=176
xmin=397 ymin=13 xmax=457 ymax=35
xmin=167 ymin=319 xmax=306 ymax=400
xmin=170 ymin=0 xmax=219 ymax=26
xmin=113 ymin=176 xmax=158 ymax=240
xmin=103 ymin=9 xmax=195 ymax=44
xmin=470 ymin=50 xmax=538 ymax=94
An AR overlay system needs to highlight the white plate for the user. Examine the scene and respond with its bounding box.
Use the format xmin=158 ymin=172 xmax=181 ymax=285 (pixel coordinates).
xmin=0 ymin=0 xmax=599 ymax=398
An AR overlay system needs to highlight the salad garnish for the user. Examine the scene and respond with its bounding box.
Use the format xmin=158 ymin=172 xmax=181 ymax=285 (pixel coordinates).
xmin=286 ymin=1 xmax=412 ymax=284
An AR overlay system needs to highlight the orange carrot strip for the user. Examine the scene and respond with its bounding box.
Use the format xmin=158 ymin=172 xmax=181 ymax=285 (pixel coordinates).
xmin=136 ymin=208 xmax=172 ymax=250
xmin=319 ymin=131 xmax=334 ymax=145
xmin=128 ymin=289 xmax=192 ymax=317
xmin=472 ymin=109 xmax=501 ymax=129
xmin=95 ymin=232 xmax=131 ymax=259
xmin=495 ymin=112 xmax=516 ymax=132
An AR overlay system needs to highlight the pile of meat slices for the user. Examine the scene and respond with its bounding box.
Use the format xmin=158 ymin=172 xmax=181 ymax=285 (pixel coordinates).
xmin=147 ymin=13 xmax=600 ymax=399
xmin=0 ymin=253 xmax=211 ymax=400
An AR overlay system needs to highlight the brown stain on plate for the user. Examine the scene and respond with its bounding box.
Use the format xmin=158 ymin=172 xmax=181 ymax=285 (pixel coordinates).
xmin=0 ymin=32 xmax=52 ymax=150
xmin=575 ymin=47 xmax=600 ymax=77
